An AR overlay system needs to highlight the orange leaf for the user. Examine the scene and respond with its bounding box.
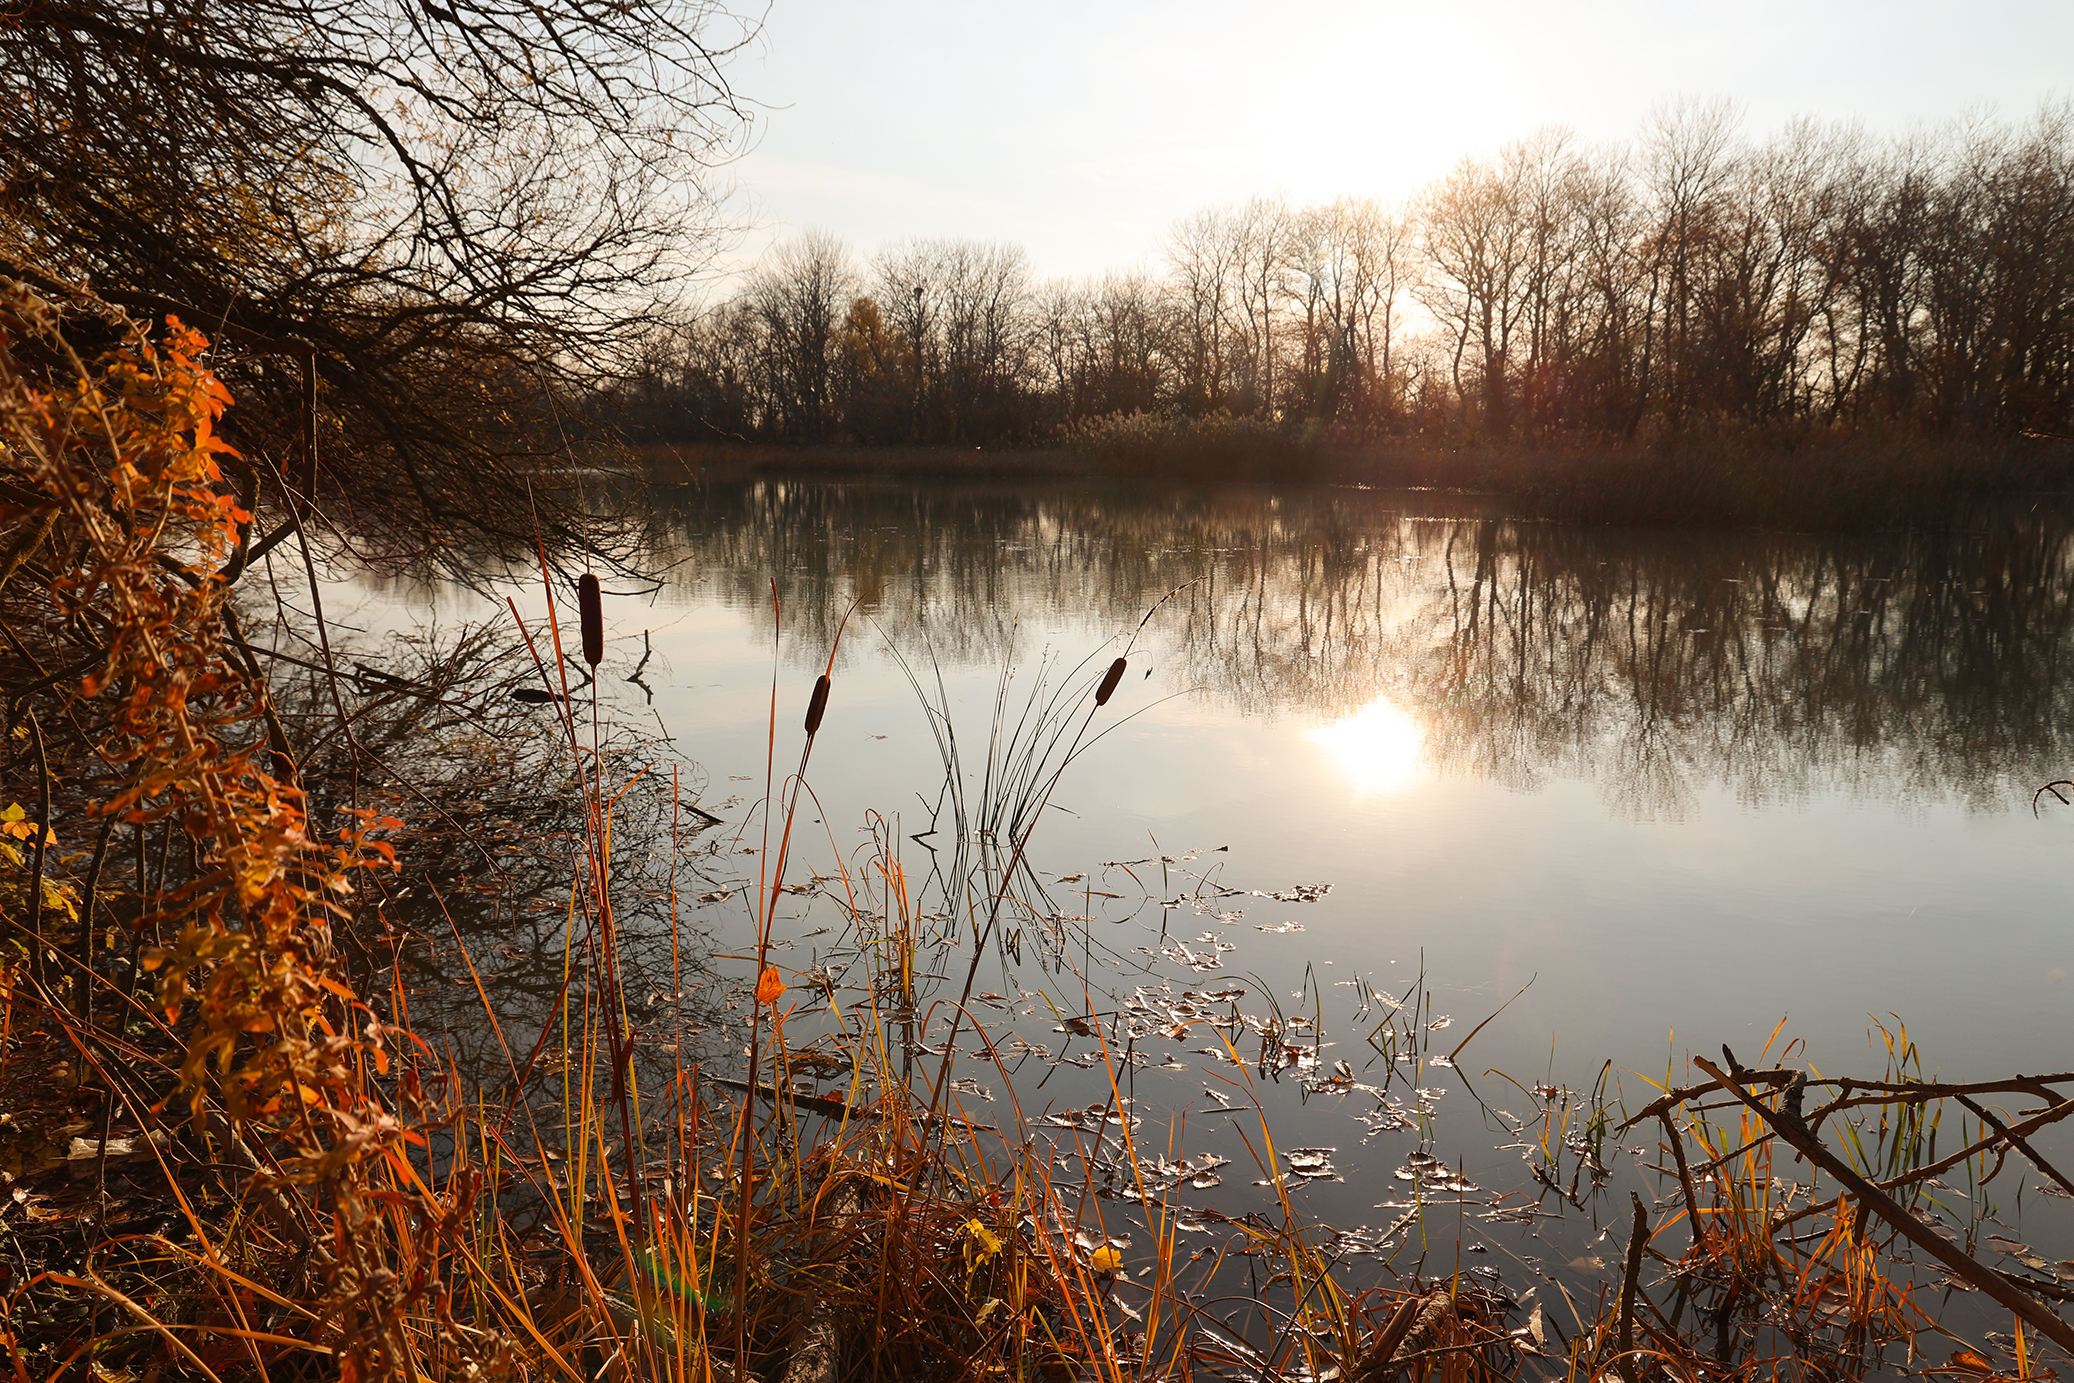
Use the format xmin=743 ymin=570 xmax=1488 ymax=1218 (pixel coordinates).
xmin=1951 ymin=1350 xmax=1994 ymax=1376
xmin=755 ymin=966 xmax=785 ymax=1006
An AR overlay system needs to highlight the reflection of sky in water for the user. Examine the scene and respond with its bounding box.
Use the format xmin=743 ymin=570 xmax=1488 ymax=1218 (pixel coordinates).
xmin=1308 ymin=692 xmax=1424 ymax=797
xmin=329 ymin=480 xmax=2074 ymax=1290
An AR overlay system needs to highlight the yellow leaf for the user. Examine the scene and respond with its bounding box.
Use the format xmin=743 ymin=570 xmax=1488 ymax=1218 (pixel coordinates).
xmin=964 ymin=1218 xmax=1003 ymax=1259
xmin=1088 ymin=1245 xmax=1122 ymax=1276
xmin=40 ymin=879 xmax=78 ymax=922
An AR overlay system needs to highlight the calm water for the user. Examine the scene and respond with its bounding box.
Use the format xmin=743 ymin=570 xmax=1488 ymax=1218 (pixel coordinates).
xmin=634 ymin=480 xmax=2074 ymax=1069
xmin=343 ymin=476 xmax=2074 ymax=1316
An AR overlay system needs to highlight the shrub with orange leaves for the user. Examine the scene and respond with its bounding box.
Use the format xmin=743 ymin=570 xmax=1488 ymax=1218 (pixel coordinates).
xmin=0 ymin=281 xmax=458 ymax=1376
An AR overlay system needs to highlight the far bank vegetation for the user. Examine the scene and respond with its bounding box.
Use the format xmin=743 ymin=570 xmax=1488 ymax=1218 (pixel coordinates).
xmin=610 ymin=101 xmax=2074 ymax=519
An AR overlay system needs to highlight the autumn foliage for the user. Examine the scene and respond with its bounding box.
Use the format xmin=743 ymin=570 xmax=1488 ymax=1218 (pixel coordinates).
xmin=0 ymin=282 xmax=491 ymax=1376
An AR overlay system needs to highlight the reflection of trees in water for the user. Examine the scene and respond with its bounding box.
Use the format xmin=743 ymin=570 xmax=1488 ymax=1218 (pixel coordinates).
xmin=660 ymin=481 xmax=2074 ymax=817
xmin=656 ymin=481 xmax=1471 ymax=671
xmin=1418 ymin=517 xmax=2074 ymax=816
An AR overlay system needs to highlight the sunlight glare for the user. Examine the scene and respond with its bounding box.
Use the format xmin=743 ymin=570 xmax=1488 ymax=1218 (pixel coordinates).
xmin=1308 ymin=693 xmax=1425 ymax=797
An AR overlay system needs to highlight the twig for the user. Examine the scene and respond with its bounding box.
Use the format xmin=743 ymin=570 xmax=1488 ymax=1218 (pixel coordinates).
xmin=709 ymin=1077 xmax=881 ymax=1123
xmin=1353 ymin=1287 xmax=1457 ymax=1383
xmin=1617 ymin=1191 xmax=1648 ymax=1383
xmin=1619 ymin=1068 xmax=1802 ymax=1128
xmin=1692 ymin=1056 xmax=2074 ymax=1355
xmin=1955 ymin=1093 xmax=2074 ymax=1200
xmin=25 ymin=707 xmax=50 ymax=986
xmin=1660 ymin=1111 xmax=1707 ymax=1254
xmin=74 ymin=813 xmax=115 ymax=1026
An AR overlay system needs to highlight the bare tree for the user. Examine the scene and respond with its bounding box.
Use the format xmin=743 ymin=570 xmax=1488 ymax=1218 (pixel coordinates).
xmin=1342 ymin=197 xmax=1417 ymax=421
xmin=935 ymin=240 xmax=1034 ymax=439
xmin=1826 ymin=132 xmax=1933 ymax=421
xmin=1638 ymin=96 xmax=1743 ymax=425
xmin=1 ymin=0 xmax=755 ymax=560
xmin=746 ymin=231 xmax=855 ymax=441
xmin=1419 ymin=153 xmax=1528 ymax=428
xmin=1566 ymin=145 xmax=1651 ymax=429
xmin=1165 ymin=204 xmax=1245 ymax=413
xmin=1230 ymin=195 xmax=1294 ymax=416
xmin=868 ymin=238 xmax=1032 ymax=440
xmin=869 ymin=240 xmax=940 ymax=441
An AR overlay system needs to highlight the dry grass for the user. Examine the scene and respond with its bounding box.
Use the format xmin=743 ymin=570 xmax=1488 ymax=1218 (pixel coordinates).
xmin=620 ymin=414 xmax=2074 ymax=534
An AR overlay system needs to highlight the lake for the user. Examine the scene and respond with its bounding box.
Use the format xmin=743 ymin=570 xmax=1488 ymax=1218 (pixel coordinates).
xmin=629 ymin=479 xmax=2074 ymax=1065
xmin=343 ymin=475 xmax=2074 ymax=1322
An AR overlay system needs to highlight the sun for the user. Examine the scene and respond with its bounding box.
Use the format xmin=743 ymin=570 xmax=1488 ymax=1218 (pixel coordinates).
xmin=1307 ymin=692 xmax=1425 ymax=796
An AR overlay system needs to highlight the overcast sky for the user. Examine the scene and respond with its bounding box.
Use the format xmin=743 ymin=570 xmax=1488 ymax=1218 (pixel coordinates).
xmin=711 ymin=0 xmax=2071 ymax=281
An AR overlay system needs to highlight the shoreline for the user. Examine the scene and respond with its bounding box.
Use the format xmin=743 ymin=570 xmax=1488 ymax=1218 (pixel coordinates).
xmin=613 ymin=432 xmax=2074 ymax=530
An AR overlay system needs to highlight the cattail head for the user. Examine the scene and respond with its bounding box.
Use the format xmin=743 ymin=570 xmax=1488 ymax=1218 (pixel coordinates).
xmin=804 ymin=674 xmax=831 ymax=734
xmin=577 ymin=573 xmax=603 ymax=667
xmin=1095 ymin=656 xmax=1127 ymax=706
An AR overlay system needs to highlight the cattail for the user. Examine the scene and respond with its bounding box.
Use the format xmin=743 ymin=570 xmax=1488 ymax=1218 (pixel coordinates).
xmin=804 ymin=674 xmax=830 ymax=733
xmin=577 ymin=573 xmax=603 ymax=666
xmin=1095 ymin=656 xmax=1127 ymax=706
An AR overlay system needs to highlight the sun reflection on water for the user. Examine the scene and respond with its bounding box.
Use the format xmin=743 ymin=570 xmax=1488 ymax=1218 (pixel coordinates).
xmin=1307 ymin=693 xmax=1425 ymax=796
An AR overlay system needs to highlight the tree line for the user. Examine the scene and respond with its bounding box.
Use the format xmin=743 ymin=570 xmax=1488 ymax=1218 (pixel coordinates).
xmin=608 ymin=99 xmax=2074 ymax=448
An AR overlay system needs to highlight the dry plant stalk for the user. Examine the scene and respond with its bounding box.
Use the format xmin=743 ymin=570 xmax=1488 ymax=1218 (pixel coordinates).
xmin=1602 ymin=1025 xmax=2074 ymax=1381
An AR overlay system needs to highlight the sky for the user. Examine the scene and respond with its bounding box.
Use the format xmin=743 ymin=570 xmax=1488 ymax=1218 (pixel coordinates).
xmin=710 ymin=0 xmax=2072 ymax=282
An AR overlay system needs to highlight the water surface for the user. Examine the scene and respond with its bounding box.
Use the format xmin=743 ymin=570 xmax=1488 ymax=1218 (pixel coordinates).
xmin=343 ymin=476 xmax=2074 ymax=1316
xmin=633 ymin=480 xmax=2074 ymax=1075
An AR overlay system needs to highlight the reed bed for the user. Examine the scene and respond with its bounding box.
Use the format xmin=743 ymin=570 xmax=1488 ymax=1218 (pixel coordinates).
xmin=1065 ymin=411 xmax=2074 ymax=529
xmin=644 ymin=414 xmax=2074 ymax=533
xmin=0 ymin=281 xmax=1522 ymax=1380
